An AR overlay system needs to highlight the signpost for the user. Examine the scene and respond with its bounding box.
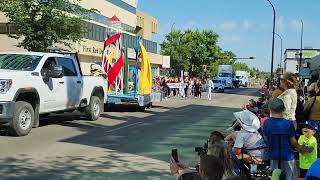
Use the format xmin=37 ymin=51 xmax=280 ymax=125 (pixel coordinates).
xmin=299 ymin=67 xmax=311 ymax=79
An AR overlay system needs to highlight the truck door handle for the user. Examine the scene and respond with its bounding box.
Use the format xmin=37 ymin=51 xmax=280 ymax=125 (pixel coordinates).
xmin=77 ymin=81 xmax=82 ymax=84
xmin=59 ymin=81 xmax=64 ymax=84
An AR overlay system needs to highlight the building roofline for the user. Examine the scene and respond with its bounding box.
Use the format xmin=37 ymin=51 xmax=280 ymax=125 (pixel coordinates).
xmin=284 ymin=48 xmax=320 ymax=53
xmin=136 ymin=10 xmax=158 ymax=21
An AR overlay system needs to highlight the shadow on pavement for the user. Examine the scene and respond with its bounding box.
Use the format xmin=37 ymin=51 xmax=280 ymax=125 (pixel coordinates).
xmin=0 ymin=153 xmax=170 ymax=180
xmin=223 ymin=87 xmax=260 ymax=97
xmin=0 ymin=104 xmax=241 ymax=180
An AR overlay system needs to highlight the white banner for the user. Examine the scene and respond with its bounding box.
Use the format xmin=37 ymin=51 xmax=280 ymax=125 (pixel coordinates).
xmin=167 ymin=83 xmax=186 ymax=89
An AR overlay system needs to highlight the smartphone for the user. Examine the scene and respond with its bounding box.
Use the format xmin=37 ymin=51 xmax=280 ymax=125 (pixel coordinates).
xmin=171 ymin=149 xmax=179 ymax=162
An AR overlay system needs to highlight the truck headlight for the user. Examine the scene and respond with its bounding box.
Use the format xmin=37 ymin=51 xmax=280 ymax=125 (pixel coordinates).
xmin=0 ymin=79 xmax=12 ymax=94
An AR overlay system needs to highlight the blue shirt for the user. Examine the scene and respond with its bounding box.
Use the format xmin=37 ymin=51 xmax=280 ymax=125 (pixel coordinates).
xmin=305 ymin=159 xmax=320 ymax=179
xmin=263 ymin=118 xmax=296 ymax=161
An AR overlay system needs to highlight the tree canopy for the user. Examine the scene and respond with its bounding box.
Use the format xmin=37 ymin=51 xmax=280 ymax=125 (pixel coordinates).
xmin=0 ymin=0 xmax=97 ymax=52
xmin=160 ymin=29 xmax=261 ymax=78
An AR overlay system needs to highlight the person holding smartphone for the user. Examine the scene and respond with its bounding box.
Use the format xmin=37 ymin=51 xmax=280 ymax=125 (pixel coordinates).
xmin=169 ymin=152 xmax=224 ymax=180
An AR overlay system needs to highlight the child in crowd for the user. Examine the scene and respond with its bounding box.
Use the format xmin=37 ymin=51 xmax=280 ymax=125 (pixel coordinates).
xmin=263 ymin=98 xmax=312 ymax=180
xmin=298 ymin=121 xmax=318 ymax=178
xmin=260 ymin=108 xmax=270 ymax=130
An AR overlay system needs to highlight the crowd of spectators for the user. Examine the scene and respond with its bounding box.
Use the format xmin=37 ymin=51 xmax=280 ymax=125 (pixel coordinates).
xmin=168 ymin=71 xmax=320 ymax=180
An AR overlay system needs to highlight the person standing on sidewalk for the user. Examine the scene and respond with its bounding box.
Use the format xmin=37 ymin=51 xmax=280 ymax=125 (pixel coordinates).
xmin=263 ymin=98 xmax=312 ymax=180
xmin=199 ymin=80 xmax=203 ymax=99
xmin=304 ymin=82 xmax=320 ymax=157
xmin=278 ymin=72 xmax=298 ymax=129
xmin=194 ymin=79 xmax=199 ymax=98
xmin=207 ymin=78 xmax=214 ymax=100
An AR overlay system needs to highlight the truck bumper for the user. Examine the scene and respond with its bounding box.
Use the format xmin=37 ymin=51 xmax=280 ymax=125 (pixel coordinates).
xmin=0 ymin=101 xmax=15 ymax=125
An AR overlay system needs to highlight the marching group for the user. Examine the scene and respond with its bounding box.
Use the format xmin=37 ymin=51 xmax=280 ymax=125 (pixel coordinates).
xmin=169 ymin=72 xmax=320 ymax=180
xmin=153 ymin=77 xmax=211 ymax=99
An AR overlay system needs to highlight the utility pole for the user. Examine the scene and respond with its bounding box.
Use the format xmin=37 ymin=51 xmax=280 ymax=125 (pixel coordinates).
xmin=274 ymin=33 xmax=283 ymax=69
xmin=299 ymin=20 xmax=304 ymax=72
xmin=170 ymin=23 xmax=175 ymax=76
xmin=266 ymin=0 xmax=276 ymax=89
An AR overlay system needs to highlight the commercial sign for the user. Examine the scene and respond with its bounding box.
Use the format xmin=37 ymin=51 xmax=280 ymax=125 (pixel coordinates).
xmin=162 ymin=56 xmax=171 ymax=68
xmin=302 ymin=50 xmax=320 ymax=59
xmin=82 ymin=46 xmax=104 ymax=55
xmin=285 ymin=50 xmax=320 ymax=59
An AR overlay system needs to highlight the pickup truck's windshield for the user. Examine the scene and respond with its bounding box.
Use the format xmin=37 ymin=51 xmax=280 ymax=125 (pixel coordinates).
xmin=0 ymin=54 xmax=42 ymax=71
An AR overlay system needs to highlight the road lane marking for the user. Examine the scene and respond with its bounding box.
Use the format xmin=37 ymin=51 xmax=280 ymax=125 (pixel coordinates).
xmin=106 ymin=122 xmax=143 ymax=133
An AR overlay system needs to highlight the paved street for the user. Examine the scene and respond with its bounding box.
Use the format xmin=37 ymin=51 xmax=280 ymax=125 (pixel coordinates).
xmin=0 ymin=88 xmax=259 ymax=180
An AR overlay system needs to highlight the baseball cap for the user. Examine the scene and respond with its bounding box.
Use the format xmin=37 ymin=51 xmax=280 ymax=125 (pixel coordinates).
xmin=268 ymin=98 xmax=285 ymax=112
xmin=303 ymin=121 xmax=319 ymax=131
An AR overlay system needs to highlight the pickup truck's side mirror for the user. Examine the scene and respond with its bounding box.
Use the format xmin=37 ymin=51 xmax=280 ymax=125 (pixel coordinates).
xmin=50 ymin=66 xmax=63 ymax=78
xmin=43 ymin=65 xmax=63 ymax=83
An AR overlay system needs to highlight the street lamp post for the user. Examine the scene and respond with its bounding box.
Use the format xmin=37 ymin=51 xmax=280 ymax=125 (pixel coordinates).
xmin=170 ymin=22 xmax=175 ymax=57
xmin=274 ymin=32 xmax=283 ymax=70
xmin=299 ymin=20 xmax=304 ymax=71
xmin=178 ymin=32 xmax=188 ymax=81
xmin=266 ymin=0 xmax=276 ymax=89
xmin=170 ymin=22 xmax=175 ymax=76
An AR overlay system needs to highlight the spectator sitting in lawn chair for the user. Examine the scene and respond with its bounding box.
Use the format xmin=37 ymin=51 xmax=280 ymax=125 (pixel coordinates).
xmin=232 ymin=110 xmax=268 ymax=164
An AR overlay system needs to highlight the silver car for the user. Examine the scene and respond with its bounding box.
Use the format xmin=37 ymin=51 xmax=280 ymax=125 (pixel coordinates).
xmin=212 ymin=78 xmax=225 ymax=93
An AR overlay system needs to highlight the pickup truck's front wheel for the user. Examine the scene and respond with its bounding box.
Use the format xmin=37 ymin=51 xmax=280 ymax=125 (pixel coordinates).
xmin=9 ymin=101 xmax=34 ymax=136
xmin=85 ymin=96 xmax=103 ymax=121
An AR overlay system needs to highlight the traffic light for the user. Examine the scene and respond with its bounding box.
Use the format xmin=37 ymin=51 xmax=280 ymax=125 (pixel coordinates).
xmin=203 ymin=65 xmax=207 ymax=72
xmin=296 ymin=65 xmax=299 ymax=71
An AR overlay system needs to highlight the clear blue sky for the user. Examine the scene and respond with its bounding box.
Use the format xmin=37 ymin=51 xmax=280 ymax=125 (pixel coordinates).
xmin=137 ymin=0 xmax=319 ymax=72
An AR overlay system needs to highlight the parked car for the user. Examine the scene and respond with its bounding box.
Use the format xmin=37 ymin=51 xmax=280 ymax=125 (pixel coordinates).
xmin=0 ymin=52 xmax=108 ymax=136
xmin=212 ymin=78 xmax=225 ymax=93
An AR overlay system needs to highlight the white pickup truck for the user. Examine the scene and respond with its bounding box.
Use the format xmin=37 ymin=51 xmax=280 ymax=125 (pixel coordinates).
xmin=0 ymin=52 xmax=107 ymax=136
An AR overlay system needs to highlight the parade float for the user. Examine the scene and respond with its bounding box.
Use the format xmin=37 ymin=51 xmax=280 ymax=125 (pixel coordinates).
xmin=101 ymin=16 xmax=154 ymax=110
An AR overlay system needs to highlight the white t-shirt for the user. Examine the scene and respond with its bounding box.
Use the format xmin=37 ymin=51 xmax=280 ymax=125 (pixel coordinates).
xmin=190 ymin=80 xmax=194 ymax=86
xmin=278 ymin=89 xmax=297 ymax=121
xmin=207 ymin=80 xmax=214 ymax=88
xmin=234 ymin=130 xmax=268 ymax=160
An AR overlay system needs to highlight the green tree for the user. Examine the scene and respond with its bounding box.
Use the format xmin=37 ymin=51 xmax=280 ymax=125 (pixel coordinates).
xmin=160 ymin=30 xmax=192 ymax=76
xmin=0 ymin=0 xmax=97 ymax=52
xmin=160 ymin=29 xmax=220 ymax=77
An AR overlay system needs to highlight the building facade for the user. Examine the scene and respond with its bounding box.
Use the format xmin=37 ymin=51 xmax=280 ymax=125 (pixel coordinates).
xmin=0 ymin=0 xmax=169 ymax=78
xmin=284 ymin=48 xmax=320 ymax=73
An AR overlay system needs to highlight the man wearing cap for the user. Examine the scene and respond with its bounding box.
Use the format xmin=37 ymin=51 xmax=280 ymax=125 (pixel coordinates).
xmin=233 ymin=110 xmax=267 ymax=164
xmin=298 ymin=121 xmax=318 ymax=178
xmin=263 ymin=98 xmax=312 ymax=180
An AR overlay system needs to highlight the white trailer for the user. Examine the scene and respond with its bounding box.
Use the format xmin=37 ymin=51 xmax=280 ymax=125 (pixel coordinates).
xmin=235 ymin=71 xmax=250 ymax=87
